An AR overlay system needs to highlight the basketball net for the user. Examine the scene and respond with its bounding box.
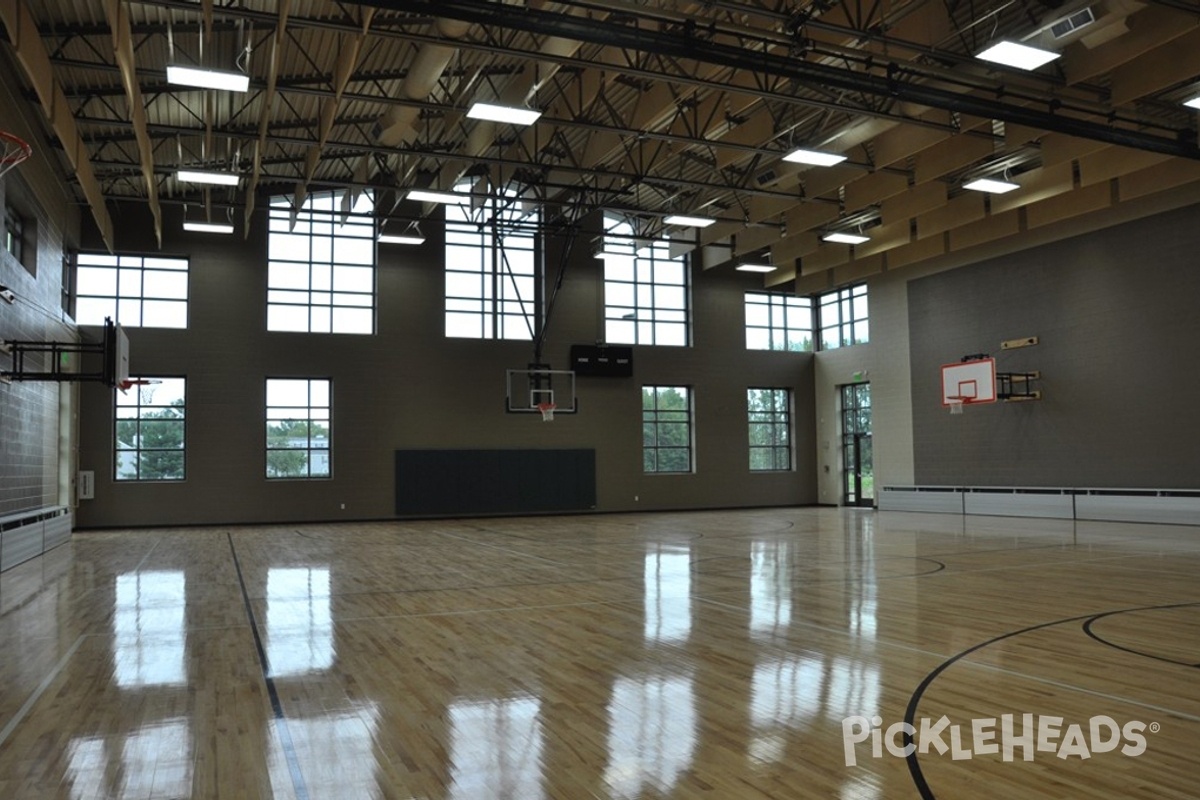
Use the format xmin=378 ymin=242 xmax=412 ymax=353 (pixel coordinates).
xmin=536 ymin=401 xmax=556 ymax=422
xmin=949 ymin=398 xmax=964 ymax=415
xmin=0 ymin=132 xmax=32 ymax=181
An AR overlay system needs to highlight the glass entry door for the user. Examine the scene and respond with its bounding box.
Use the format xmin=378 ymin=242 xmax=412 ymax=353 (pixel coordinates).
xmin=840 ymin=383 xmax=874 ymax=507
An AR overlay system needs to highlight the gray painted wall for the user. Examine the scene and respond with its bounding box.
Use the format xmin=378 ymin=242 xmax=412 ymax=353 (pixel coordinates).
xmin=74 ymin=203 xmax=816 ymax=527
xmin=0 ymin=67 xmax=80 ymax=517
xmin=909 ymin=201 xmax=1200 ymax=488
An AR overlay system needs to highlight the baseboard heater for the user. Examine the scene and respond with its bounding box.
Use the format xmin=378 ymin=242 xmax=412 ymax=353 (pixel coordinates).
xmin=395 ymin=449 xmax=597 ymax=517
xmin=0 ymin=506 xmax=72 ymax=572
xmin=879 ymin=486 xmax=1200 ymax=526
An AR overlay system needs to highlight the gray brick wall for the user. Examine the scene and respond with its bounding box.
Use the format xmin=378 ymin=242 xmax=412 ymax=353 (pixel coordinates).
xmin=909 ymin=201 xmax=1200 ymax=488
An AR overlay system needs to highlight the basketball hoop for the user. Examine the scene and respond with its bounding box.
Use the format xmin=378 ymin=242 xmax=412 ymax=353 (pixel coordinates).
xmin=948 ymin=396 xmax=965 ymax=415
xmin=536 ymin=401 xmax=556 ymax=422
xmin=0 ymin=132 xmax=32 ymax=181
xmin=117 ymin=378 xmax=161 ymax=394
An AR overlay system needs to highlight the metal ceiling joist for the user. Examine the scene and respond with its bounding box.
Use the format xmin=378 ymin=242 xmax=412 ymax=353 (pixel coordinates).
xmin=351 ymin=0 xmax=1200 ymax=160
xmin=0 ymin=0 xmax=115 ymax=250
xmin=101 ymin=0 xmax=162 ymax=247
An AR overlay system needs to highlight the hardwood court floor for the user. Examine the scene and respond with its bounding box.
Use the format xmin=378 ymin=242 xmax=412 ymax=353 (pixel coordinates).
xmin=0 ymin=508 xmax=1198 ymax=799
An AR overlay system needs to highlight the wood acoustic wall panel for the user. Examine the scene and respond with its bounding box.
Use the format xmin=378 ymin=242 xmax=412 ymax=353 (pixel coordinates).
xmin=793 ymin=271 xmax=833 ymax=294
xmin=872 ymin=111 xmax=952 ymax=166
xmin=855 ymin=219 xmax=911 ymax=258
xmin=834 ymin=254 xmax=884 ymax=285
xmin=916 ymin=193 xmax=985 ymax=239
xmin=800 ymin=164 xmax=860 ymax=200
xmin=1118 ymin=159 xmax=1200 ymax=201
xmin=801 ymin=243 xmax=850 ymax=275
xmin=1078 ymin=147 xmax=1171 ymax=187
xmin=1110 ymin=28 xmax=1200 ymax=105
xmin=886 ymin=231 xmax=947 ymax=269
xmin=881 ymin=182 xmax=946 ymax=225
xmin=734 ymin=224 xmax=780 ymax=256
xmin=395 ymin=449 xmax=596 ymax=516
xmin=948 ymin=209 xmax=1020 ymax=251
xmin=1026 ymin=181 xmax=1112 ymax=230
xmin=771 ymin=231 xmax=820 ymax=264
xmin=1063 ymin=5 xmax=1190 ymax=84
xmin=1005 ymin=123 xmax=1043 ymax=148
xmin=990 ymin=163 xmax=1075 ymax=215
xmin=914 ymin=135 xmax=994 ymax=184
xmin=785 ymin=203 xmax=841 ymax=236
xmin=844 ymin=170 xmax=909 ymax=211
xmin=1040 ymin=132 xmax=1108 ymax=167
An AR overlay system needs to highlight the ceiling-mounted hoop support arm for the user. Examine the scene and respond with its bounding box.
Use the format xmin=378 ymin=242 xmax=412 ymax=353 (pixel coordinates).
xmin=0 ymin=318 xmax=124 ymax=386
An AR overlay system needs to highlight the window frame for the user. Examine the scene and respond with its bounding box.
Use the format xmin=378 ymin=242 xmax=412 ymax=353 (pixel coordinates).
xmin=267 ymin=190 xmax=376 ymax=335
xmin=443 ymin=189 xmax=541 ymax=340
xmin=747 ymin=387 xmax=793 ymax=472
xmin=265 ymin=378 xmax=332 ymax=480
xmin=817 ymin=283 xmax=869 ymax=350
xmin=642 ymin=385 xmax=694 ymax=474
xmin=75 ymin=252 xmax=189 ymax=329
xmin=744 ymin=291 xmax=814 ymax=351
xmin=114 ymin=377 xmax=187 ymax=482
xmin=603 ymin=216 xmax=690 ymax=347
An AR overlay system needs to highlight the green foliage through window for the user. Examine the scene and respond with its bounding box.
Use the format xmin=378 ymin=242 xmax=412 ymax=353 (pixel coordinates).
xmin=748 ymin=388 xmax=792 ymax=471
xmin=643 ymin=386 xmax=692 ymax=473
xmin=266 ymin=379 xmax=331 ymax=478
xmin=115 ymin=378 xmax=186 ymax=481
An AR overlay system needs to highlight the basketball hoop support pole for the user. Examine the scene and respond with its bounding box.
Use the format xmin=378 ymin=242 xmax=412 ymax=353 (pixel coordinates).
xmin=0 ymin=318 xmax=122 ymax=386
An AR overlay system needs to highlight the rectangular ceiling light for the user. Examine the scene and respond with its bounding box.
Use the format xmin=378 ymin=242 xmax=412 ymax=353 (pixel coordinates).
xmin=378 ymin=232 xmax=426 ymax=245
xmin=166 ymin=65 xmax=250 ymax=92
xmin=964 ymin=177 xmax=1020 ymax=194
xmin=822 ymin=232 xmax=869 ymax=245
xmin=406 ymin=189 xmax=471 ymax=205
xmin=736 ymin=263 xmax=776 ymax=273
xmin=1184 ymin=95 xmax=1200 ymax=110
xmin=183 ymin=221 xmax=234 ymax=234
xmin=976 ymin=41 xmax=1060 ymax=71
xmin=466 ymin=102 xmax=542 ymax=126
xmin=782 ymin=148 xmax=847 ymax=167
xmin=176 ymin=169 xmax=240 ymax=186
xmin=664 ymin=214 xmax=717 ymax=228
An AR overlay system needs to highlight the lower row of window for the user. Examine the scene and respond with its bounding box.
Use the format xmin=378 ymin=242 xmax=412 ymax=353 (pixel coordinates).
xmin=115 ymin=380 xmax=794 ymax=481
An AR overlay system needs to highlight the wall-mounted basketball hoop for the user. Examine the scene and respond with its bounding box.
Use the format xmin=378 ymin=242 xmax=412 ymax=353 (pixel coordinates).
xmin=1 ymin=318 xmax=129 ymax=387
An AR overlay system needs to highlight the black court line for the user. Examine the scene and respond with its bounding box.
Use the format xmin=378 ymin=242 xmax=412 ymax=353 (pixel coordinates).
xmin=1083 ymin=609 xmax=1200 ymax=669
xmin=904 ymin=600 xmax=1200 ymax=800
xmin=227 ymin=533 xmax=310 ymax=800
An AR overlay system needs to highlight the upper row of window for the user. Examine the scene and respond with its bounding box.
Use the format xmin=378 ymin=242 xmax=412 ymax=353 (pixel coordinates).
xmin=74 ymin=190 xmax=869 ymax=352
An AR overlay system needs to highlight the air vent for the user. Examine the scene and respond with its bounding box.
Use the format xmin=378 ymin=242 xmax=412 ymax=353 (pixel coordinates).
xmin=1050 ymin=7 xmax=1095 ymax=39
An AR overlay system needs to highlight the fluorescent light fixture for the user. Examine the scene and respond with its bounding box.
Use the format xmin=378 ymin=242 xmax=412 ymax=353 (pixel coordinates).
xmin=782 ymin=147 xmax=847 ymax=167
xmin=166 ymin=65 xmax=250 ymax=92
xmin=964 ymin=177 xmax=1020 ymax=194
xmin=176 ymin=169 xmax=240 ymax=186
xmin=822 ymin=231 xmax=869 ymax=245
xmin=664 ymin=214 xmax=717 ymax=228
xmin=378 ymin=231 xmax=426 ymax=245
xmin=1184 ymin=95 xmax=1200 ymax=110
xmin=736 ymin=263 xmax=776 ymax=273
xmin=183 ymin=221 xmax=234 ymax=234
xmin=466 ymin=102 xmax=542 ymax=126
xmin=406 ymin=189 xmax=471 ymax=205
xmin=976 ymin=41 xmax=1060 ymax=71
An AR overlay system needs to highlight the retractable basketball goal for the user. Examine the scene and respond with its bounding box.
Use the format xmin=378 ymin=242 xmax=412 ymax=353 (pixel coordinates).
xmin=0 ymin=132 xmax=32 ymax=181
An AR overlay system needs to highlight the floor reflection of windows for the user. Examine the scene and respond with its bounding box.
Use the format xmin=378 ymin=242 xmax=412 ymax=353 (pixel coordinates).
xmin=266 ymin=567 xmax=333 ymax=677
xmin=113 ymin=570 xmax=186 ymax=687
xmin=287 ymin=702 xmax=380 ymax=799
xmin=750 ymin=540 xmax=792 ymax=637
xmin=644 ymin=545 xmax=691 ymax=644
xmin=605 ymin=674 xmax=697 ymax=798
xmin=66 ymin=719 xmax=192 ymax=799
xmin=449 ymin=694 xmax=544 ymax=800
xmin=749 ymin=656 xmax=880 ymax=763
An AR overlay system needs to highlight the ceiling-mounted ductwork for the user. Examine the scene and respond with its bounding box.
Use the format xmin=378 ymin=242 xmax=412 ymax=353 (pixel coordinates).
xmin=1022 ymin=0 xmax=1144 ymax=51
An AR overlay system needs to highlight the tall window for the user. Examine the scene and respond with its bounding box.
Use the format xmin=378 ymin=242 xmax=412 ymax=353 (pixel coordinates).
xmin=745 ymin=292 xmax=813 ymax=351
xmin=268 ymin=191 xmax=374 ymax=334
xmin=818 ymin=284 xmax=868 ymax=349
xmin=643 ymin=386 xmax=693 ymax=473
xmin=115 ymin=378 xmax=186 ymax=481
xmin=747 ymin=388 xmax=792 ymax=471
xmin=4 ymin=203 xmax=24 ymax=266
xmin=604 ymin=216 xmax=689 ymax=346
xmin=75 ymin=253 xmax=188 ymax=328
xmin=444 ymin=188 xmax=539 ymax=339
xmin=266 ymin=378 xmax=331 ymax=479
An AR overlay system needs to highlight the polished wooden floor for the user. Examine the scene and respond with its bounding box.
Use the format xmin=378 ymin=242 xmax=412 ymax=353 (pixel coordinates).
xmin=0 ymin=508 xmax=1197 ymax=799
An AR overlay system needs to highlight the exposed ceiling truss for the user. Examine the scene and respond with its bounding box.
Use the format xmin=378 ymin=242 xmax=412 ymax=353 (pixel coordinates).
xmin=3 ymin=0 xmax=1200 ymax=284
